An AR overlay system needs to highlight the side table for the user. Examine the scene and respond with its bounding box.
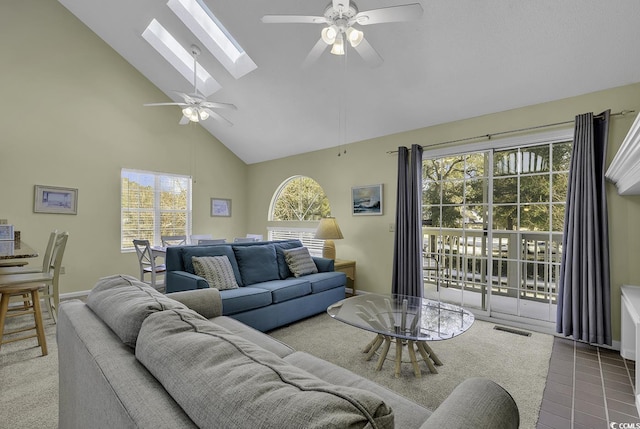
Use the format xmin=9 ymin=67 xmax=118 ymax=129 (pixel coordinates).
xmin=334 ymin=259 xmax=356 ymax=295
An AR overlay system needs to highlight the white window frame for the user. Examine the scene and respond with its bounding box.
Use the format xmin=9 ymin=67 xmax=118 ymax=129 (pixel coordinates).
xmin=121 ymin=168 xmax=192 ymax=252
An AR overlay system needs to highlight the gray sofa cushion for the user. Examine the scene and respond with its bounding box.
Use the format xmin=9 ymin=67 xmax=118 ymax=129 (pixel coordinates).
xmin=136 ymin=309 xmax=395 ymax=429
xmin=233 ymin=244 xmax=280 ymax=285
xmin=181 ymin=245 xmax=243 ymax=286
xmin=86 ymin=274 xmax=188 ymax=348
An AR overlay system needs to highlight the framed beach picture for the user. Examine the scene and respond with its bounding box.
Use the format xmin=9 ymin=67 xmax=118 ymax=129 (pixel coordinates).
xmin=211 ymin=198 xmax=232 ymax=217
xmin=351 ymin=184 xmax=383 ymax=216
xmin=34 ymin=185 xmax=78 ymax=215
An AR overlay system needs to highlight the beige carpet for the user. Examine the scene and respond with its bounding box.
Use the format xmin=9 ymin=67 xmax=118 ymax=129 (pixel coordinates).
xmin=0 ymin=308 xmax=552 ymax=429
xmin=270 ymin=313 xmax=553 ymax=429
xmin=0 ymin=310 xmax=58 ymax=429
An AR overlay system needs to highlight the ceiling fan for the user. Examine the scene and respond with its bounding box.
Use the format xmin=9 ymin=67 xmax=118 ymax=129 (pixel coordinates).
xmin=144 ymin=45 xmax=236 ymax=126
xmin=262 ymin=0 xmax=423 ymax=68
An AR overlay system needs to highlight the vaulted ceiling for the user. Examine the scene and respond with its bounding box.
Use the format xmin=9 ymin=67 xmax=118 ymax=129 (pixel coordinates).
xmin=59 ymin=0 xmax=640 ymax=164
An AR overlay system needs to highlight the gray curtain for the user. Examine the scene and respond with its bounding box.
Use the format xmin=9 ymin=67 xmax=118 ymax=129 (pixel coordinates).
xmin=392 ymin=144 xmax=424 ymax=297
xmin=556 ymin=110 xmax=611 ymax=346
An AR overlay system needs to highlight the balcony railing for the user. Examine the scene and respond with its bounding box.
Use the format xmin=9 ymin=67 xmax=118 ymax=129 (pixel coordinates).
xmin=422 ymin=227 xmax=563 ymax=303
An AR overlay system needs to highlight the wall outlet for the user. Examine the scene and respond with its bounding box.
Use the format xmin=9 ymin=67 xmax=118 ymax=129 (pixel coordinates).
xmin=389 ymin=223 xmax=395 ymax=232
xmin=60 ymin=266 xmax=66 ymax=274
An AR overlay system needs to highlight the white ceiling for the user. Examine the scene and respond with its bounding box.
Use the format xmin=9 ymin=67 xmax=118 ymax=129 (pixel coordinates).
xmin=58 ymin=0 xmax=640 ymax=164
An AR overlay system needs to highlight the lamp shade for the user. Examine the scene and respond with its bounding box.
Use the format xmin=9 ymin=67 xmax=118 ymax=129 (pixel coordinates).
xmin=315 ymin=217 xmax=343 ymax=260
xmin=314 ymin=217 xmax=344 ymax=240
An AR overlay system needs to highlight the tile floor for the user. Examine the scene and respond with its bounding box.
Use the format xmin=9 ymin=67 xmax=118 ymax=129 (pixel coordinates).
xmin=537 ymin=337 xmax=640 ymax=428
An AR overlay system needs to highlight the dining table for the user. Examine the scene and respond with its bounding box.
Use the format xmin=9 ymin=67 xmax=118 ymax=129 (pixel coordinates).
xmin=0 ymin=240 xmax=39 ymax=260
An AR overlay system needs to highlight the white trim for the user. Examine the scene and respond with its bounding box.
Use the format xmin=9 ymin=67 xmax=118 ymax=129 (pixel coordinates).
xmin=606 ymin=112 xmax=640 ymax=195
xmin=424 ymin=128 xmax=574 ymax=159
xmin=60 ymin=290 xmax=91 ymax=300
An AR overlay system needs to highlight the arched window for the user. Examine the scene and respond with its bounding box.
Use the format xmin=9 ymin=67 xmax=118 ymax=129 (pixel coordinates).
xmin=268 ymin=176 xmax=331 ymax=255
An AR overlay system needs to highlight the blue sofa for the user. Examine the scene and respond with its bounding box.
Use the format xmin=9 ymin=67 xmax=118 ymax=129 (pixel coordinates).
xmin=165 ymin=239 xmax=346 ymax=331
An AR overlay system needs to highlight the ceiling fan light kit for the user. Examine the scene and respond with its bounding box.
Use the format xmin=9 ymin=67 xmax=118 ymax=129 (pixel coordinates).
xmin=144 ymin=44 xmax=236 ymax=125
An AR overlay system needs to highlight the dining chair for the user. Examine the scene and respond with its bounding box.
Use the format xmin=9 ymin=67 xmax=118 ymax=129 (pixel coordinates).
xmin=233 ymin=237 xmax=258 ymax=243
xmin=161 ymin=235 xmax=187 ymax=247
xmin=190 ymin=234 xmax=213 ymax=245
xmin=0 ymin=230 xmax=58 ymax=275
xmin=0 ymin=232 xmax=69 ymax=323
xmin=198 ymin=239 xmax=227 ymax=245
xmin=133 ymin=239 xmax=166 ymax=290
xmin=0 ymin=283 xmax=48 ymax=355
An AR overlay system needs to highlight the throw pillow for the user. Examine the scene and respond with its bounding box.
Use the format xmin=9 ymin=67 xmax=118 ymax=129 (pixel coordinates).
xmin=192 ymin=256 xmax=239 ymax=291
xmin=233 ymin=244 xmax=280 ymax=285
xmin=283 ymin=247 xmax=318 ymax=277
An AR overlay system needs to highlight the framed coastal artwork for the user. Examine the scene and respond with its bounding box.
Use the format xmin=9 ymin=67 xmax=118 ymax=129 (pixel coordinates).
xmin=351 ymin=184 xmax=383 ymax=216
xmin=34 ymin=185 xmax=78 ymax=215
xmin=211 ymin=198 xmax=232 ymax=217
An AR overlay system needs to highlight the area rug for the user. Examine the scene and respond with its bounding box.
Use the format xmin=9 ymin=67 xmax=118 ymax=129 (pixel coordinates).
xmin=269 ymin=313 xmax=553 ymax=429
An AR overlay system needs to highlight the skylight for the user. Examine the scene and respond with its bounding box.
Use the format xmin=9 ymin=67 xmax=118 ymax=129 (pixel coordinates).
xmin=142 ymin=19 xmax=221 ymax=97
xmin=167 ymin=0 xmax=257 ymax=80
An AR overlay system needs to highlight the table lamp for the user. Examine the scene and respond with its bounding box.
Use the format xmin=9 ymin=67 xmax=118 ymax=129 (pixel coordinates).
xmin=314 ymin=217 xmax=344 ymax=260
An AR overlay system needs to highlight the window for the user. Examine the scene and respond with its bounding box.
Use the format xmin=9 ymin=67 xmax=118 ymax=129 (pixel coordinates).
xmin=268 ymin=176 xmax=331 ymax=256
xmin=121 ymin=169 xmax=192 ymax=251
xmin=422 ymin=129 xmax=573 ymax=325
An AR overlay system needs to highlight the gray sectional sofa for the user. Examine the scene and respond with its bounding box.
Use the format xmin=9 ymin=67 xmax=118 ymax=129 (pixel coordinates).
xmin=58 ymin=275 xmax=520 ymax=429
xmin=164 ymin=239 xmax=346 ymax=331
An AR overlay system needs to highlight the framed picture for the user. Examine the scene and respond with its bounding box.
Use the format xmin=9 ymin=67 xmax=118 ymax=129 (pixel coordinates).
xmin=352 ymin=184 xmax=383 ymax=216
xmin=34 ymin=185 xmax=78 ymax=215
xmin=211 ymin=198 xmax=231 ymax=217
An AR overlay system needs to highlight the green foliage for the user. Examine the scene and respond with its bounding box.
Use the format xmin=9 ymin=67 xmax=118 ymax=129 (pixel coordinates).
xmin=272 ymin=176 xmax=330 ymax=221
xmin=423 ymin=142 xmax=572 ymax=232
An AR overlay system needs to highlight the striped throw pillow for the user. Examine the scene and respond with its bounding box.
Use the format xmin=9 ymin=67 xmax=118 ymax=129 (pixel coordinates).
xmin=283 ymin=247 xmax=318 ymax=278
xmin=192 ymin=256 xmax=239 ymax=291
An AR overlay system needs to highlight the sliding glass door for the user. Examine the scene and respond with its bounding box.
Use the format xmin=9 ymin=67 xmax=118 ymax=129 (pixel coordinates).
xmin=421 ymin=139 xmax=572 ymax=327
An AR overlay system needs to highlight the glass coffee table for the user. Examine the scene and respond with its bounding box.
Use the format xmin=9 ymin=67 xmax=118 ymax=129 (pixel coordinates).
xmin=327 ymin=293 xmax=474 ymax=378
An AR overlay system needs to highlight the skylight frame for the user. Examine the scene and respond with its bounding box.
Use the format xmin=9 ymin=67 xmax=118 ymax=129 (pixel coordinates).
xmin=142 ymin=19 xmax=221 ymax=97
xmin=167 ymin=0 xmax=257 ymax=80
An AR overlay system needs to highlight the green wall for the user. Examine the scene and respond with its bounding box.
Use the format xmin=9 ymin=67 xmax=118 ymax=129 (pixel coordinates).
xmin=2 ymin=1 xmax=639 ymax=341
xmin=0 ymin=1 xmax=248 ymax=295
xmin=247 ymin=83 xmax=640 ymax=341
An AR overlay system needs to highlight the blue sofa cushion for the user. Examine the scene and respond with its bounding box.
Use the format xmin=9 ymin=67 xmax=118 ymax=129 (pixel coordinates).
xmin=306 ymin=272 xmax=347 ymax=293
xmin=219 ymin=287 xmax=272 ymax=315
xmin=254 ymin=278 xmax=311 ymax=303
xmin=274 ymin=241 xmax=303 ymax=279
xmin=233 ymin=244 xmax=280 ymax=286
xmin=181 ymin=245 xmax=243 ymax=286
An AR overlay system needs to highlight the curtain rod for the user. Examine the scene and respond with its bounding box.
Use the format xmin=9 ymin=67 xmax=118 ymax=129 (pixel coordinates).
xmin=386 ymin=109 xmax=636 ymax=155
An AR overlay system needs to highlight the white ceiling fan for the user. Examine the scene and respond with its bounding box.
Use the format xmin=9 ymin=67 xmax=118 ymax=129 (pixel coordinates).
xmin=144 ymin=45 xmax=236 ymax=126
xmin=262 ymin=0 xmax=423 ymax=68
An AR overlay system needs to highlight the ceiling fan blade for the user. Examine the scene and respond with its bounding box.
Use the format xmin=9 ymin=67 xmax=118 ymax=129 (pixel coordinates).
xmin=143 ymin=102 xmax=187 ymax=107
xmin=302 ymin=37 xmax=329 ymax=68
xmin=261 ymin=15 xmax=326 ymax=24
xmin=201 ymin=101 xmax=237 ymax=110
xmin=356 ymin=3 xmax=423 ymax=25
xmin=353 ymin=37 xmax=383 ymax=68
xmin=203 ymin=108 xmax=233 ymax=126
xmin=179 ymin=115 xmax=190 ymax=125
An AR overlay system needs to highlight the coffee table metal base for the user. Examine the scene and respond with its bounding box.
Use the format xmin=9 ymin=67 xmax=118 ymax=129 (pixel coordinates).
xmin=363 ymin=334 xmax=443 ymax=378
